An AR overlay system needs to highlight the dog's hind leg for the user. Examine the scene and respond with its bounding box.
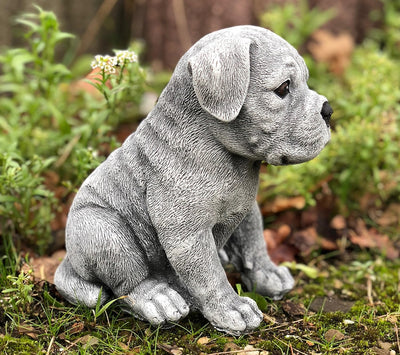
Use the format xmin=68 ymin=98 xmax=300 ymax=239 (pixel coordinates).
xmin=61 ymin=205 xmax=190 ymax=324
xmin=54 ymin=256 xmax=111 ymax=308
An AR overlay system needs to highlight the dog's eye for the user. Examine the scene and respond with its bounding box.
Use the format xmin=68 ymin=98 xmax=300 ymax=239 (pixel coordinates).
xmin=274 ymin=80 xmax=290 ymax=99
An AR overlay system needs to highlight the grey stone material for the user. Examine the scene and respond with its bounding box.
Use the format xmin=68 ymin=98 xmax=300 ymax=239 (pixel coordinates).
xmin=55 ymin=25 xmax=331 ymax=335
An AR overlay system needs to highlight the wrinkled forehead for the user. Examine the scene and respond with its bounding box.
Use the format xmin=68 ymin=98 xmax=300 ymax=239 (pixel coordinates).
xmin=250 ymin=41 xmax=309 ymax=88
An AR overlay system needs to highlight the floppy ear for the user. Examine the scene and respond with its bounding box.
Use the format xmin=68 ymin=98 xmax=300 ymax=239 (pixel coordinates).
xmin=188 ymin=38 xmax=252 ymax=122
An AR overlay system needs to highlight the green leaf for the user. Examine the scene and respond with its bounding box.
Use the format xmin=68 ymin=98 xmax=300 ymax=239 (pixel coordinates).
xmin=282 ymin=262 xmax=319 ymax=279
xmin=15 ymin=18 xmax=40 ymax=32
xmin=0 ymin=195 xmax=17 ymax=203
xmin=242 ymin=291 xmax=268 ymax=311
xmin=32 ymin=188 xmax=51 ymax=197
xmin=236 ymin=284 xmax=268 ymax=311
xmin=54 ymin=32 xmax=75 ymax=42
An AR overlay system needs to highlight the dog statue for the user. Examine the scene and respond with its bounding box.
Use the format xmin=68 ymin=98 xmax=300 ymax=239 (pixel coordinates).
xmin=55 ymin=25 xmax=332 ymax=335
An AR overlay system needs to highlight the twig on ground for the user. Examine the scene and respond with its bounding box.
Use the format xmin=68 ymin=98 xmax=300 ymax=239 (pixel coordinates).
xmin=46 ymin=336 xmax=55 ymax=355
xmin=209 ymin=349 xmax=263 ymax=355
xmin=395 ymin=322 xmax=400 ymax=354
xmin=272 ymin=336 xmax=309 ymax=355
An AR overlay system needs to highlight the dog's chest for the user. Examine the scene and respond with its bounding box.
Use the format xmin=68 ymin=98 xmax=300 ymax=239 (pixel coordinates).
xmin=212 ymin=167 xmax=259 ymax=246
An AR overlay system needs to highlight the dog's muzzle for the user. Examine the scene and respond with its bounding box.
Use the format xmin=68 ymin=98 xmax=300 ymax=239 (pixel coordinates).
xmin=321 ymin=101 xmax=333 ymax=127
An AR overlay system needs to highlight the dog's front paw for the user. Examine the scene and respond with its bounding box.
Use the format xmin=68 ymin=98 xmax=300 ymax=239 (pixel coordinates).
xmin=202 ymin=292 xmax=262 ymax=335
xmin=122 ymin=279 xmax=190 ymax=325
xmin=243 ymin=265 xmax=294 ymax=301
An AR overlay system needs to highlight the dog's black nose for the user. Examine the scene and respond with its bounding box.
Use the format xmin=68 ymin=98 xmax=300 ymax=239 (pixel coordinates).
xmin=321 ymin=101 xmax=333 ymax=126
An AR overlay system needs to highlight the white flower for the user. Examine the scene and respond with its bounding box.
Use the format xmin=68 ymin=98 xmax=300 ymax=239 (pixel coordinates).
xmin=91 ymin=55 xmax=118 ymax=74
xmin=115 ymin=50 xmax=138 ymax=65
xmin=91 ymin=50 xmax=137 ymax=74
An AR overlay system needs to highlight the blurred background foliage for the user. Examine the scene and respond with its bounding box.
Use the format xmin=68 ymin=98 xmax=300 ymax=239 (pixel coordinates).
xmin=0 ymin=0 xmax=399 ymax=260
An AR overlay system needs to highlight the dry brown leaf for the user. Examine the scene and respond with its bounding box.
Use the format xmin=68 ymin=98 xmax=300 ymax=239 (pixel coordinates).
xmin=330 ymin=215 xmax=346 ymax=230
xmin=30 ymin=250 xmax=66 ymax=283
xmin=324 ymin=329 xmax=345 ymax=342
xmin=243 ymin=345 xmax=262 ymax=355
xmin=263 ymin=229 xmax=278 ymax=250
xmin=376 ymin=203 xmax=400 ymax=227
xmin=282 ymin=300 xmax=306 ymax=317
xmin=291 ymin=227 xmax=319 ymax=255
xmin=223 ymin=342 xmax=241 ymax=352
xmin=59 ymin=321 xmax=85 ymax=339
xmin=301 ymin=207 xmax=318 ymax=227
xmin=262 ymin=313 xmax=276 ymax=324
xmin=18 ymin=322 xmax=39 ymax=339
xmin=262 ymin=196 xmax=306 ymax=214
xmin=308 ymin=30 xmax=354 ymax=75
xmin=197 ymin=336 xmax=210 ymax=345
xmin=269 ymin=244 xmax=297 ymax=264
xmin=349 ymin=223 xmax=399 ymax=260
xmin=277 ymin=224 xmax=291 ymax=241
xmin=75 ymin=335 xmax=100 ymax=348
xmin=159 ymin=344 xmax=183 ymax=355
xmin=320 ymin=237 xmax=338 ymax=251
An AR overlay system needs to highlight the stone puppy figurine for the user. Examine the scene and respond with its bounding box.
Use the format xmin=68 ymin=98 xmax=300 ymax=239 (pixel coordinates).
xmin=55 ymin=25 xmax=332 ymax=335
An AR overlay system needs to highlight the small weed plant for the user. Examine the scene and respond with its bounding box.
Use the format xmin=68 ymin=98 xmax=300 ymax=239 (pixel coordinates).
xmin=0 ymin=6 xmax=147 ymax=254
xmin=2 ymin=267 xmax=34 ymax=313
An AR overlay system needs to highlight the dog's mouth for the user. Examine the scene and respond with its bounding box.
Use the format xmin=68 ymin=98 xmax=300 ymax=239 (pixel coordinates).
xmin=261 ymin=157 xmax=290 ymax=166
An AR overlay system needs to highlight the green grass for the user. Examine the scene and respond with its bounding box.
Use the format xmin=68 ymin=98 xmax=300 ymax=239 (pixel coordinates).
xmin=1 ymin=251 xmax=399 ymax=354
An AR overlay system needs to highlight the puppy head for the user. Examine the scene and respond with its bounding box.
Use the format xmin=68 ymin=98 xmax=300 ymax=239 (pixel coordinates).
xmin=187 ymin=25 xmax=331 ymax=165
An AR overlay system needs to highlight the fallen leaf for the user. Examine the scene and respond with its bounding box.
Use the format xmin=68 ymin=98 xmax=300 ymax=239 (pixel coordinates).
xmin=243 ymin=345 xmax=261 ymax=355
xmin=269 ymin=244 xmax=297 ymax=264
xmin=320 ymin=237 xmax=338 ymax=251
xmin=330 ymin=215 xmax=346 ymax=230
xmin=349 ymin=220 xmax=399 ymax=260
xmin=197 ymin=337 xmax=210 ymax=345
xmin=223 ymin=342 xmax=241 ymax=352
xmin=376 ymin=203 xmax=400 ymax=227
xmin=378 ymin=341 xmax=392 ymax=352
xmin=75 ymin=335 xmax=99 ymax=348
xmin=117 ymin=343 xmax=140 ymax=355
xmin=262 ymin=196 xmax=306 ymax=214
xmin=290 ymin=227 xmax=319 ymax=255
xmin=262 ymin=313 xmax=276 ymax=324
xmin=18 ymin=322 xmax=39 ymax=339
xmin=281 ymin=300 xmax=307 ymax=317
xmin=301 ymin=207 xmax=318 ymax=228
xmin=30 ymin=250 xmax=66 ymax=284
xmin=263 ymin=229 xmax=278 ymax=250
xmin=277 ymin=224 xmax=291 ymax=241
xmin=333 ymin=279 xmax=344 ymax=289
xmin=343 ymin=319 xmax=355 ymax=325
xmin=159 ymin=344 xmax=183 ymax=355
xmin=282 ymin=261 xmax=319 ymax=279
xmin=59 ymin=321 xmax=85 ymax=339
xmin=324 ymin=329 xmax=345 ymax=342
